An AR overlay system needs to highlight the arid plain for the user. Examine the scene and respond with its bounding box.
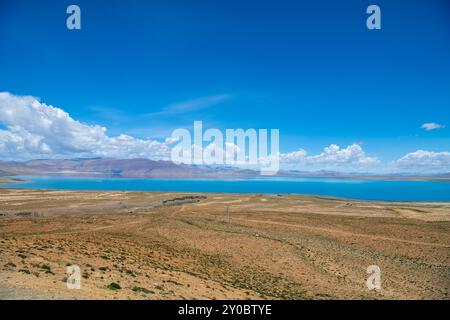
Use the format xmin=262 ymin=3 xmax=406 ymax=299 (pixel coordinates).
xmin=0 ymin=187 xmax=449 ymax=300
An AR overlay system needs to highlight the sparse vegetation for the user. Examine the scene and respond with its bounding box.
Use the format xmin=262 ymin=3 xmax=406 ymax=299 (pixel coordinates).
xmin=0 ymin=189 xmax=448 ymax=300
xmin=19 ymin=268 xmax=31 ymax=274
xmin=107 ymin=282 xmax=121 ymax=290
xmin=131 ymin=286 xmax=153 ymax=294
xmin=166 ymin=279 xmax=182 ymax=286
xmin=40 ymin=264 xmax=54 ymax=274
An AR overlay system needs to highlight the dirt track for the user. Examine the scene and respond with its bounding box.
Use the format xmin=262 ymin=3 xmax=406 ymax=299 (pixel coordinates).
xmin=0 ymin=189 xmax=449 ymax=300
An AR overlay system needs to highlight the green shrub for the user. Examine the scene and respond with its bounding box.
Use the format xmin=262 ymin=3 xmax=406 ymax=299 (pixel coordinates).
xmin=107 ymin=282 xmax=121 ymax=290
xmin=132 ymin=286 xmax=152 ymax=294
xmin=19 ymin=269 xmax=31 ymax=274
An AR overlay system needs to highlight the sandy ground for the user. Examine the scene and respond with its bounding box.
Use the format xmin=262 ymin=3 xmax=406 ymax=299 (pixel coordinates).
xmin=0 ymin=188 xmax=449 ymax=300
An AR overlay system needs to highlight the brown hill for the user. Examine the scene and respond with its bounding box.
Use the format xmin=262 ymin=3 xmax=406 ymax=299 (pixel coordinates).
xmin=0 ymin=158 xmax=252 ymax=179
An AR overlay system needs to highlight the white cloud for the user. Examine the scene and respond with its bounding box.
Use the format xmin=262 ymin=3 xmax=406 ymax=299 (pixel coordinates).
xmin=280 ymin=143 xmax=379 ymax=170
xmin=0 ymin=92 xmax=171 ymax=160
xmin=307 ymin=144 xmax=379 ymax=165
xmin=396 ymin=150 xmax=450 ymax=170
xmin=421 ymin=122 xmax=445 ymax=131
xmin=280 ymin=149 xmax=307 ymax=163
xmin=2 ymin=92 xmax=448 ymax=174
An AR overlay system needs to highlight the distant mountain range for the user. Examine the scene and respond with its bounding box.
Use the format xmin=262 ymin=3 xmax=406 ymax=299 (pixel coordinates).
xmin=0 ymin=158 xmax=449 ymax=181
xmin=0 ymin=158 xmax=253 ymax=179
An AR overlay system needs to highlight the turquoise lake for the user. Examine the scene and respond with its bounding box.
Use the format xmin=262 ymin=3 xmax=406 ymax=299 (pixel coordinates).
xmin=2 ymin=175 xmax=450 ymax=202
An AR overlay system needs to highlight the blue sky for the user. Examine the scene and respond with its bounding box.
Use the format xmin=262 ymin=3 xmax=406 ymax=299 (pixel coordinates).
xmin=0 ymin=0 xmax=449 ymax=172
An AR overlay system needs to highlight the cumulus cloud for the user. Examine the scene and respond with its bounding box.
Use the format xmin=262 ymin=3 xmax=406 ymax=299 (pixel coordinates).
xmin=307 ymin=144 xmax=379 ymax=165
xmin=421 ymin=122 xmax=445 ymax=131
xmin=0 ymin=92 xmax=171 ymax=160
xmin=280 ymin=149 xmax=307 ymax=164
xmin=3 ymin=92 xmax=448 ymax=174
xmin=396 ymin=150 xmax=450 ymax=170
xmin=280 ymin=143 xmax=379 ymax=169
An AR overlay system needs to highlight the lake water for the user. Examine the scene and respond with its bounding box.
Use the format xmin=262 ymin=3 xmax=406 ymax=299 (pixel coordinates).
xmin=2 ymin=175 xmax=450 ymax=202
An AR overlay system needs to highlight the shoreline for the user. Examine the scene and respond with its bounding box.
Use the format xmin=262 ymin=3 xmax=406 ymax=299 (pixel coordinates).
xmin=1 ymin=172 xmax=450 ymax=182
xmin=1 ymin=187 xmax=450 ymax=205
xmin=1 ymin=174 xmax=450 ymax=203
